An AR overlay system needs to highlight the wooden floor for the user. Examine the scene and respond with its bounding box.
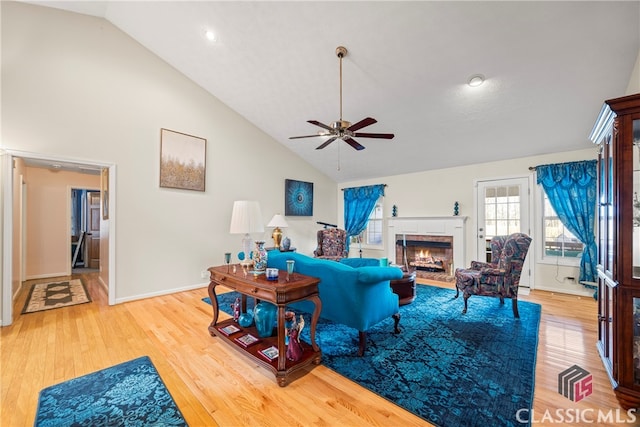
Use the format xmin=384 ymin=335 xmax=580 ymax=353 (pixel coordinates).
xmin=1 ymin=273 xmax=624 ymax=426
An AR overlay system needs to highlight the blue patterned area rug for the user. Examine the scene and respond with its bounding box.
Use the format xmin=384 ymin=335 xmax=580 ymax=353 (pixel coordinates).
xmin=35 ymin=356 xmax=187 ymax=426
xmin=207 ymin=284 xmax=540 ymax=427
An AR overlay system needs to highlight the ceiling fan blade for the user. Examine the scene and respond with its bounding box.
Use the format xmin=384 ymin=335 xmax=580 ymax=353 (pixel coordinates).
xmin=347 ymin=117 xmax=377 ymax=132
xmin=352 ymin=132 xmax=395 ymax=139
xmin=316 ymin=137 xmax=338 ymax=150
xmin=344 ymin=137 xmax=366 ymax=151
xmin=289 ymin=134 xmax=324 ymax=139
xmin=307 ymin=120 xmax=333 ymax=131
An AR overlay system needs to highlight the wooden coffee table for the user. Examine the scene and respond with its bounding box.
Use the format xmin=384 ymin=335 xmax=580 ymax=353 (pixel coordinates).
xmin=207 ymin=265 xmax=322 ymax=386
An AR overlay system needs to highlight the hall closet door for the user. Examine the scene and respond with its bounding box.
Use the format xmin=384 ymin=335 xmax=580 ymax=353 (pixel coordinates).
xmin=475 ymin=177 xmax=533 ymax=288
xmin=87 ymin=191 xmax=100 ymax=269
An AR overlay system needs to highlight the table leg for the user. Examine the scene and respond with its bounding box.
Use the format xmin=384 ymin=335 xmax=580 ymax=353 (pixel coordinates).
xmin=207 ymin=281 xmax=220 ymax=335
xmin=308 ymin=295 xmax=322 ymax=352
xmin=276 ymin=304 xmax=286 ymax=371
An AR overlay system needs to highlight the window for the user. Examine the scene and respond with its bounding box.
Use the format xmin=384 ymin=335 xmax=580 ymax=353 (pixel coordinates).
xmin=358 ymin=197 xmax=383 ymax=247
xmin=542 ymin=193 xmax=584 ymax=259
xmin=484 ymin=185 xmax=521 ymax=238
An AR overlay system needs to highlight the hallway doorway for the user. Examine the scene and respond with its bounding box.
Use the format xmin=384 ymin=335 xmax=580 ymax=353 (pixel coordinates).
xmin=1 ymin=151 xmax=116 ymax=326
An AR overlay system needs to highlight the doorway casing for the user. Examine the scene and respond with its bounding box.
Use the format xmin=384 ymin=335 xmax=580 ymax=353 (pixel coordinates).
xmin=0 ymin=149 xmax=116 ymax=326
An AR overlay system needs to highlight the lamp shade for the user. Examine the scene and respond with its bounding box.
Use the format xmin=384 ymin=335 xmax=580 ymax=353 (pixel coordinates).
xmin=267 ymin=214 xmax=288 ymax=229
xmin=229 ymin=201 xmax=264 ymax=234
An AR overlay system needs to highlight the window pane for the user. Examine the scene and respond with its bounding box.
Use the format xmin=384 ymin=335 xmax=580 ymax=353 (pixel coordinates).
xmin=484 ymin=184 xmax=522 ymax=239
xmin=363 ymin=197 xmax=383 ymax=246
xmin=543 ymin=193 xmax=584 ymax=258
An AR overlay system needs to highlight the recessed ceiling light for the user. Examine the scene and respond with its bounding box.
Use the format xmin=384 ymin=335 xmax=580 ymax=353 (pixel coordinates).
xmin=467 ymin=74 xmax=485 ymax=87
xmin=205 ymin=30 xmax=216 ymax=42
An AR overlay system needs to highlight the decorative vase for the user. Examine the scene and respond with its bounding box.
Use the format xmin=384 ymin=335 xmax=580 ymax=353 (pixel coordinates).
xmin=238 ymin=311 xmax=254 ymax=328
xmin=230 ymin=297 xmax=241 ymax=322
xmin=284 ymin=311 xmax=295 ymax=344
xmin=253 ymin=240 xmax=268 ymax=271
xmin=282 ymin=236 xmax=291 ymax=251
xmin=253 ymin=301 xmax=277 ymax=338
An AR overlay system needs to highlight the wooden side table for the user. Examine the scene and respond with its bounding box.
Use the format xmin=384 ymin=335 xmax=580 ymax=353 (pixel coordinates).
xmin=207 ymin=265 xmax=322 ymax=386
xmin=390 ymin=269 xmax=417 ymax=305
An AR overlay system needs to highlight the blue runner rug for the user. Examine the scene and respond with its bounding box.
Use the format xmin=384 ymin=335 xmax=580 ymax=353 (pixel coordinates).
xmin=35 ymin=356 xmax=187 ymax=426
xmin=206 ymin=284 xmax=540 ymax=427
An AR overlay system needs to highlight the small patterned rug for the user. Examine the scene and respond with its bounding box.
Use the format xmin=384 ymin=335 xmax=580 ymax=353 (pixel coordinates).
xmin=22 ymin=279 xmax=91 ymax=314
xmin=35 ymin=356 xmax=187 ymax=426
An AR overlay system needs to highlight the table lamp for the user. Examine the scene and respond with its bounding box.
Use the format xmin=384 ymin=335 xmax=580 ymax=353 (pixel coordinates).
xmin=229 ymin=200 xmax=264 ymax=266
xmin=267 ymin=214 xmax=289 ymax=248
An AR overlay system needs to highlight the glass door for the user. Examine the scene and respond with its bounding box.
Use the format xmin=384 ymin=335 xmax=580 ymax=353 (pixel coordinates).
xmin=633 ymin=119 xmax=640 ymax=279
xmin=476 ymin=177 xmax=532 ymax=287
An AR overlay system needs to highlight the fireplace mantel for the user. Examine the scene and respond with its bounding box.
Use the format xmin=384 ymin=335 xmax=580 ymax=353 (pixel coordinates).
xmin=387 ymin=216 xmax=467 ymax=272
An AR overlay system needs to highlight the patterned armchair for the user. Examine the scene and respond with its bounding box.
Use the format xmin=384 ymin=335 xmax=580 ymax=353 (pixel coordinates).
xmin=313 ymin=228 xmax=348 ymax=261
xmin=454 ymin=233 xmax=532 ymax=318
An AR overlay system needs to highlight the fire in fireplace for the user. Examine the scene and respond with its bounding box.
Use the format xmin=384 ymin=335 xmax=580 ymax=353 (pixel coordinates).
xmin=395 ymin=235 xmax=454 ymax=276
xmin=411 ymin=249 xmax=446 ymax=272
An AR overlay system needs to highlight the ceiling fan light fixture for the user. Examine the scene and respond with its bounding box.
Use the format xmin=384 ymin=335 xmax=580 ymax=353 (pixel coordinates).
xmin=204 ymin=30 xmax=216 ymax=42
xmin=467 ymin=74 xmax=485 ymax=87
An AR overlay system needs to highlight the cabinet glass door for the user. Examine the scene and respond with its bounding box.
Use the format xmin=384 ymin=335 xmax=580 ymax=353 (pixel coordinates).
xmin=599 ymin=143 xmax=608 ymax=268
xmin=633 ymin=119 xmax=640 ymax=279
xmin=634 ymin=297 xmax=640 ymax=385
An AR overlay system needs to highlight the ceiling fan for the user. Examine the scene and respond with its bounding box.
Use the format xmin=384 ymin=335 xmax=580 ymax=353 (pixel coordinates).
xmin=289 ymin=46 xmax=394 ymax=151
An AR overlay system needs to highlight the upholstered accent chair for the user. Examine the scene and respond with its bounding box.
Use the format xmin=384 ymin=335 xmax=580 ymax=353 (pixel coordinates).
xmin=454 ymin=233 xmax=532 ymax=318
xmin=313 ymin=228 xmax=348 ymax=261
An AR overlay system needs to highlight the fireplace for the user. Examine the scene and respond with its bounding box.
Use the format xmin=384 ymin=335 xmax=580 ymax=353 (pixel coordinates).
xmin=387 ymin=216 xmax=467 ymax=282
xmin=396 ymin=235 xmax=454 ymax=277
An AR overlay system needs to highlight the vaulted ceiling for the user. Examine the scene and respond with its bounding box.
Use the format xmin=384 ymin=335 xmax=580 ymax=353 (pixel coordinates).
xmin=24 ymin=1 xmax=640 ymax=182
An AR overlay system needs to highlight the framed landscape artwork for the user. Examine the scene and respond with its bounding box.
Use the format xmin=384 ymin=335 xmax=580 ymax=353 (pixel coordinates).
xmin=160 ymin=128 xmax=206 ymax=191
xmin=285 ymin=179 xmax=313 ymax=216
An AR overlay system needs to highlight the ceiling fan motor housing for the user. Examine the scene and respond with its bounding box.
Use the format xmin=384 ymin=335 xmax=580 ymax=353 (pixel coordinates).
xmin=331 ymin=120 xmax=351 ymax=131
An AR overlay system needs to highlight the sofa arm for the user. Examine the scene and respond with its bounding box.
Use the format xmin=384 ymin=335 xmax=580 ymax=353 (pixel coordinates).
xmin=357 ymin=266 xmax=403 ymax=284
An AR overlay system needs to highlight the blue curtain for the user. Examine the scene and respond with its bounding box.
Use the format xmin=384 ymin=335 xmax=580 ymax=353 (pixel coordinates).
xmin=343 ymin=184 xmax=385 ymax=252
xmin=536 ymin=160 xmax=598 ymax=283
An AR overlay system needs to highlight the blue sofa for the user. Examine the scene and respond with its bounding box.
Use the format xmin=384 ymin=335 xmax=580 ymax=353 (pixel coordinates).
xmin=267 ymin=251 xmax=403 ymax=356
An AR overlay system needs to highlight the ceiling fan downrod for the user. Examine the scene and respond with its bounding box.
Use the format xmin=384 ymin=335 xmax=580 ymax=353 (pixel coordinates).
xmin=336 ymin=46 xmax=347 ymax=124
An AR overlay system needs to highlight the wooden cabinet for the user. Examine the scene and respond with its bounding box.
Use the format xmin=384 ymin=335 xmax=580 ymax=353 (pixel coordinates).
xmin=590 ymin=93 xmax=640 ymax=409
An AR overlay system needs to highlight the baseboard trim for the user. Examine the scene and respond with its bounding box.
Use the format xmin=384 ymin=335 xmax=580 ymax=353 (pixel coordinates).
xmin=24 ymin=272 xmax=69 ymax=281
xmin=533 ymin=284 xmax=594 ymax=297
xmin=114 ymin=282 xmax=208 ymax=304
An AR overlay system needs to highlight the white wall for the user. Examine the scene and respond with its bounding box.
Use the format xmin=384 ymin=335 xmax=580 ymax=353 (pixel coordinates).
xmin=338 ymin=148 xmax=596 ymax=295
xmin=627 ymin=49 xmax=640 ymax=95
xmin=2 ymin=2 xmax=337 ymax=302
